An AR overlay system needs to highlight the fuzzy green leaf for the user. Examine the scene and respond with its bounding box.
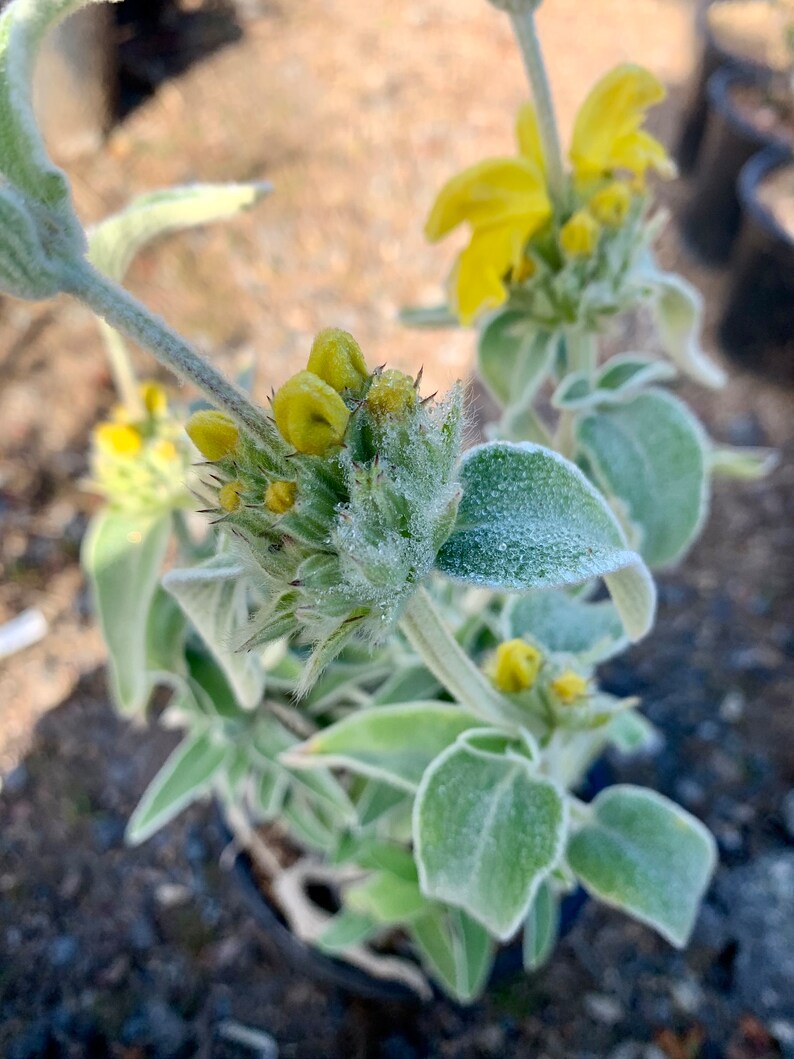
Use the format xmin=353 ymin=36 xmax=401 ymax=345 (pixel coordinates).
xmin=0 ymin=183 xmax=62 ymax=297
xmin=504 ymin=588 xmax=626 ymax=663
xmin=127 ymin=728 xmax=230 ymax=845
xmin=576 ymin=390 xmax=708 ymax=568
xmin=316 ymin=909 xmax=379 ymax=954
xmin=286 ymin=702 xmax=479 ymax=792
xmin=409 ymin=908 xmax=494 ymax=1004
xmin=82 ymin=509 xmax=171 ymax=714
xmin=477 ymin=311 xmax=553 ymax=408
xmin=522 ymin=880 xmax=559 ymax=971
xmin=436 ymin=441 xmax=655 ymax=640
xmin=345 ymin=871 xmax=427 ymax=925
xmin=414 ymin=739 xmax=567 ymax=939
xmin=567 ymin=785 xmax=717 ymax=946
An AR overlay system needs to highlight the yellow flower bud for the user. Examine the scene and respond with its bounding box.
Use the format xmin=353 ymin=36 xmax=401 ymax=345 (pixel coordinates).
xmin=559 ymin=209 xmax=600 ymax=258
xmin=272 ymin=371 xmax=350 ymax=456
xmin=588 ymin=181 xmax=632 ymax=227
xmin=95 ymin=422 xmax=143 ymax=458
xmin=151 ymin=439 xmax=178 ymax=462
xmin=307 ymin=328 xmax=369 ymax=394
xmin=489 ymin=639 xmax=543 ymax=694
xmin=551 ymin=670 xmax=589 ymax=704
xmin=367 ymin=369 xmax=417 ymax=419
xmin=140 ymin=381 xmax=168 ymax=417
xmin=218 ymin=480 xmax=245 ymax=513
xmin=265 ymin=479 xmax=297 ymax=514
xmin=186 ymin=409 xmax=240 ymax=461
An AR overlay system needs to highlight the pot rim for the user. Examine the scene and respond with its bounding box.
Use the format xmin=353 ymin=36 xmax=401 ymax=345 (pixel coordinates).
xmin=699 ymin=0 xmax=784 ymax=78
xmin=706 ymin=65 xmax=792 ymax=151
xmin=738 ymin=144 xmax=794 ymax=247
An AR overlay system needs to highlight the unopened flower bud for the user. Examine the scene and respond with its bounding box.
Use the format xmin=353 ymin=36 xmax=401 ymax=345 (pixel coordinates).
xmin=367 ymin=369 xmax=417 ymax=419
xmin=560 ymin=209 xmax=600 ymax=257
xmin=265 ymin=479 xmax=297 ymax=514
xmin=272 ymin=370 xmax=350 ymax=456
xmin=307 ymin=328 xmax=369 ymax=394
xmin=588 ymin=181 xmax=632 ymax=226
xmin=489 ymin=639 xmax=542 ymax=693
xmin=186 ymin=409 xmax=240 ymax=461
xmin=140 ymin=381 xmax=168 ymax=417
xmin=95 ymin=422 xmax=143 ymax=458
xmin=551 ymin=670 xmax=589 ymax=703
xmin=219 ymin=480 xmax=245 ymax=513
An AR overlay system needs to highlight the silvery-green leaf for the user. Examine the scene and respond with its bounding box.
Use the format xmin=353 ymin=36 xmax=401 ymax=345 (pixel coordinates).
xmin=413 ymin=739 xmax=567 ymax=939
xmin=504 ymin=588 xmax=626 ymax=663
xmin=126 ymin=727 xmax=230 ymax=845
xmin=550 ymin=371 xmax=592 ymax=411
xmin=596 ymin=353 xmax=676 ymax=395
xmin=253 ymin=764 xmax=289 ymax=821
xmin=162 ymin=556 xmax=265 ymax=709
xmin=606 ymin=711 xmax=659 ymax=754
xmin=708 ymin=445 xmax=778 ymax=480
xmin=477 ymin=311 xmax=554 ymax=409
xmin=371 ymin=665 xmax=441 ymax=705
xmin=436 ymin=441 xmax=656 ymax=640
xmin=522 ymin=880 xmax=559 ymax=971
xmin=82 ymin=509 xmax=171 ymax=714
xmin=643 ymin=265 xmax=726 ymax=389
xmin=88 ymin=182 xmax=271 ymax=282
xmin=317 ymin=910 xmax=378 ymax=954
xmin=0 ymin=182 xmax=62 ymax=298
xmin=567 ymin=785 xmax=717 ymax=946
xmin=399 ymin=304 xmax=459 ymax=329
xmin=145 ymin=587 xmax=187 ymax=675
xmin=409 ymin=907 xmax=494 ymax=1004
xmin=345 ymin=871 xmax=427 ymax=925
xmin=576 ymin=390 xmax=708 ymax=568
xmin=285 ymin=702 xmax=479 ymax=792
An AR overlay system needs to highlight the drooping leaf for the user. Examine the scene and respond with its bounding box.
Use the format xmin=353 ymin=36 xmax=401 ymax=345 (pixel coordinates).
xmin=82 ymin=509 xmax=171 ymax=714
xmin=414 ymin=739 xmax=567 ymax=939
xmin=567 ymin=785 xmax=717 ymax=946
xmin=286 ymin=702 xmax=479 ymax=791
xmin=316 ymin=909 xmax=379 ymax=954
xmin=477 ymin=311 xmax=554 ymax=409
xmin=576 ymin=390 xmax=709 ymax=568
xmin=162 ymin=555 xmax=265 ymax=709
xmin=708 ymin=445 xmax=778 ymax=480
xmin=435 ymin=441 xmax=656 ymax=640
xmin=522 ymin=880 xmax=559 ymax=971
xmin=410 ymin=907 xmax=495 ymax=1003
xmin=504 ymin=588 xmax=626 ymax=663
xmin=605 ymin=711 xmax=659 ymax=754
xmin=127 ymin=727 xmax=230 ymax=845
xmin=88 ymin=182 xmax=271 ymax=282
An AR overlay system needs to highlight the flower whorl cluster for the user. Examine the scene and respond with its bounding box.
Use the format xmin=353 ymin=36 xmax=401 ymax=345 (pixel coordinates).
xmin=90 ymin=382 xmax=191 ymax=514
xmin=187 ymin=329 xmax=465 ymax=686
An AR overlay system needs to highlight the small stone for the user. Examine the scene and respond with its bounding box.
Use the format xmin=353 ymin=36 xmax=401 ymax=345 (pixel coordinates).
xmin=156 ymin=882 xmax=193 ymax=907
xmin=719 ymin=689 xmax=745 ymax=722
xmin=670 ymin=978 xmax=704 ymax=1015
xmin=584 ymin=993 xmax=623 ymax=1025
xmin=49 ymin=935 xmax=78 ymax=967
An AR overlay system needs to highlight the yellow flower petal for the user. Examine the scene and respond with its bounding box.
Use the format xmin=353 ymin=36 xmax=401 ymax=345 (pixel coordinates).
xmin=272 ymin=370 xmax=350 ymax=456
xmin=140 ymin=380 xmax=168 ymax=417
xmin=219 ymin=480 xmax=244 ymax=513
xmin=95 ymin=422 xmax=143 ymax=458
xmin=425 ymin=156 xmax=549 ymax=241
xmin=186 ymin=409 xmax=240 ymax=461
xmin=550 ymin=670 xmax=589 ymax=703
xmin=452 ymin=222 xmax=525 ymax=325
xmin=489 ymin=639 xmax=543 ymax=693
xmin=570 ymin=63 xmax=670 ymax=181
xmin=367 ymin=369 xmax=417 ymax=418
xmin=588 ymin=181 xmax=632 ymax=226
xmin=265 ymin=479 xmax=297 ymax=514
xmin=307 ymin=328 xmax=369 ymax=394
xmin=559 ymin=209 xmax=600 ymax=257
xmin=515 ymin=101 xmax=546 ymax=176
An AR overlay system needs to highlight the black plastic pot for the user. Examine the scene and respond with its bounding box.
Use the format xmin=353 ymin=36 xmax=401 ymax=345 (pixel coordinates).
xmin=680 ymin=67 xmax=791 ymax=265
xmin=676 ymin=0 xmax=771 ymax=175
xmin=718 ymin=146 xmax=794 ymax=382
xmin=217 ymin=759 xmax=612 ymax=1004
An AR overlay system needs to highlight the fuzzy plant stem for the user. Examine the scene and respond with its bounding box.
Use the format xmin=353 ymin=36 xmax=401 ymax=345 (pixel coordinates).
xmin=59 ymin=259 xmax=272 ymax=442
xmin=400 ymin=586 xmax=515 ymax=725
xmin=509 ymin=7 xmax=566 ymax=203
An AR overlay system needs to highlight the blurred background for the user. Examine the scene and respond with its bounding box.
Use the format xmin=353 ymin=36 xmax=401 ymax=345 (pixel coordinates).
xmin=0 ymin=0 xmax=792 ymax=1056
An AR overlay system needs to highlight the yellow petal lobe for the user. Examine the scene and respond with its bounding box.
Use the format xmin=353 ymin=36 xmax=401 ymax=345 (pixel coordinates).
xmin=265 ymin=479 xmax=297 ymax=514
xmin=140 ymin=381 xmax=168 ymax=417
xmin=272 ymin=370 xmax=350 ymax=456
xmin=367 ymin=370 xmax=417 ymax=418
xmin=560 ymin=209 xmax=600 ymax=257
xmin=95 ymin=422 xmax=143 ymax=458
xmin=588 ymin=181 xmax=632 ymax=226
xmin=307 ymin=328 xmax=369 ymax=394
xmin=551 ymin=670 xmax=589 ymax=703
xmin=186 ymin=409 xmax=240 ymax=461
xmin=489 ymin=639 xmax=543 ymax=694
xmin=219 ymin=480 xmax=244 ymax=513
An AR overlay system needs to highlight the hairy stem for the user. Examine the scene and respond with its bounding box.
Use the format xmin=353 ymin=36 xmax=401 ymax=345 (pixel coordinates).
xmin=400 ymin=586 xmax=515 ymax=725
xmin=60 ymin=259 xmax=272 ymax=442
xmin=509 ymin=8 xmax=566 ymax=203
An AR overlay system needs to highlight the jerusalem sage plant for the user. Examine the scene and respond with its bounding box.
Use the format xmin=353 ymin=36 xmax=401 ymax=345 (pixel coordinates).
xmin=0 ymin=0 xmax=765 ymax=1002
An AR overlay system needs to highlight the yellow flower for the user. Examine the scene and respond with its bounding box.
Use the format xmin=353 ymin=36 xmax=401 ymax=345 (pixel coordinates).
xmin=95 ymin=422 xmax=143 ymax=458
xmin=186 ymin=409 xmax=240 ymax=461
xmin=425 ymin=146 xmax=552 ymax=324
xmin=307 ymin=328 xmax=369 ymax=394
xmin=140 ymin=381 xmax=168 ymax=417
xmin=272 ymin=370 xmax=350 ymax=456
xmin=367 ymin=369 xmax=417 ymax=418
xmin=151 ymin=439 xmax=179 ymax=463
xmin=265 ymin=479 xmax=297 ymax=514
xmin=559 ymin=209 xmax=600 ymax=257
xmin=569 ymin=63 xmax=675 ymax=184
xmin=218 ymin=480 xmax=245 ymax=513
xmin=489 ymin=639 xmax=543 ymax=694
xmin=550 ymin=670 xmax=589 ymax=704
xmin=588 ymin=181 xmax=632 ymax=226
